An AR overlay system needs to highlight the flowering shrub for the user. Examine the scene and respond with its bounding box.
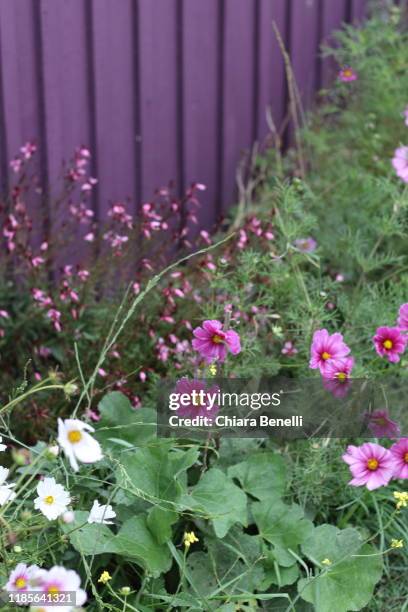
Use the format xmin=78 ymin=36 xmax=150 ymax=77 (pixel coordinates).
xmin=1 ymin=5 xmax=408 ymax=611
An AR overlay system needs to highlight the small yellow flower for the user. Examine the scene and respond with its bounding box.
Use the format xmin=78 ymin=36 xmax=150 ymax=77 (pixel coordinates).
xmin=98 ymin=570 xmax=112 ymax=584
xmin=183 ymin=531 xmax=199 ymax=549
xmin=391 ymin=539 xmax=404 ymax=549
xmin=393 ymin=491 xmax=408 ymax=510
xmin=321 ymin=558 xmax=332 ymax=566
xmin=208 ymin=364 xmax=217 ymax=376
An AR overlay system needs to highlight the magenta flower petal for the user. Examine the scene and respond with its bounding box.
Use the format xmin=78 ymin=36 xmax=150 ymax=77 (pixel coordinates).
xmin=309 ymin=328 xmax=351 ymax=375
xmin=373 ymin=326 xmax=407 ymax=363
xmin=397 ymin=303 xmax=408 ymax=331
xmin=390 ymin=438 xmax=408 ymax=479
xmin=342 ymin=442 xmax=394 ymax=490
xmin=192 ymin=320 xmax=241 ymax=363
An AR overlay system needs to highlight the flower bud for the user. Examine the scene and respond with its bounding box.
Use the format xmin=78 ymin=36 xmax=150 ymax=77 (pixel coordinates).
xmin=120 ymin=587 xmax=131 ymax=596
xmin=64 ymin=382 xmax=79 ymax=397
xmin=46 ymin=445 xmax=59 ymax=459
xmin=61 ymin=511 xmax=75 ymax=524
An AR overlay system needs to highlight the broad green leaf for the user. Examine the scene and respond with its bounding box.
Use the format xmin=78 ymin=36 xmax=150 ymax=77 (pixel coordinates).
xmin=228 ymin=452 xmax=287 ymax=500
xmin=260 ymin=554 xmax=299 ymax=589
xmin=116 ymin=442 xmax=199 ymax=507
xmin=252 ymin=499 xmax=313 ymax=551
xmin=185 ymin=552 xmax=219 ymax=598
xmin=147 ymin=506 xmax=178 ymax=544
xmin=298 ymin=525 xmax=383 ymax=612
xmin=115 ymin=515 xmax=172 ymax=577
xmin=205 ymin=527 xmax=264 ymax=592
xmin=180 ymin=468 xmax=247 ymax=538
xmin=96 ymin=391 xmax=156 ymax=447
xmin=63 ymin=511 xmax=117 ymax=556
xmin=64 ymin=511 xmax=172 ymax=577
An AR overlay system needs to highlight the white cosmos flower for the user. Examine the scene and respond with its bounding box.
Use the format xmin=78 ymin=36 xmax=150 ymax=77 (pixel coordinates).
xmin=88 ymin=499 xmax=116 ymax=525
xmin=0 ymin=435 xmax=6 ymax=452
xmin=34 ymin=477 xmax=70 ymax=520
xmin=57 ymin=418 xmax=103 ymax=472
xmin=0 ymin=466 xmax=16 ymax=506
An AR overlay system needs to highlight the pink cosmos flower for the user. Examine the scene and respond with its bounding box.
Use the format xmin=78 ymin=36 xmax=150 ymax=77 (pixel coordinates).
xmin=397 ymin=303 xmax=408 ymax=331
xmin=5 ymin=563 xmax=40 ymax=593
xmin=294 ymin=237 xmax=317 ymax=253
xmin=322 ymin=356 xmax=354 ymax=381
xmin=34 ymin=566 xmax=87 ymax=610
xmin=338 ymin=67 xmax=358 ymax=82
xmin=342 ymin=442 xmax=394 ymax=490
xmin=309 ymin=329 xmax=351 ymax=374
xmin=173 ymin=377 xmax=220 ymax=420
xmin=322 ymin=357 xmax=354 ymax=398
xmin=192 ymin=320 xmax=241 ymax=363
xmin=390 ymin=438 xmax=408 ymax=479
xmin=373 ymin=326 xmax=407 ymax=363
xmin=365 ymin=409 xmax=400 ymax=439
xmin=392 ymin=146 xmax=408 ymax=183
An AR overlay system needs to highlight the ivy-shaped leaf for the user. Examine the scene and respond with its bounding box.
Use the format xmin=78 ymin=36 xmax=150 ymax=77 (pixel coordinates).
xmin=252 ymin=499 xmax=313 ymax=551
xmin=96 ymin=391 xmax=156 ymax=448
xmin=228 ymin=452 xmax=287 ymax=500
xmin=298 ymin=525 xmax=383 ymax=612
xmin=181 ymin=468 xmax=247 ymax=538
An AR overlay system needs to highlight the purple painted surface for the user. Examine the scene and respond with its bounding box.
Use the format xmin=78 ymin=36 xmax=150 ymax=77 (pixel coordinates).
xmin=139 ymin=0 xmax=179 ymax=202
xmin=321 ymin=0 xmax=347 ymax=88
xmin=257 ymin=0 xmax=287 ymax=142
xmin=182 ymin=0 xmax=219 ymax=228
xmin=222 ymin=0 xmax=255 ymax=211
xmin=0 ymin=0 xmax=368 ymax=230
xmin=352 ymin=0 xmax=367 ymax=21
xmin=290 ymin=0 xmax=320 ymax=109
xmin=91 ymin=0 xmax=137 ymax=219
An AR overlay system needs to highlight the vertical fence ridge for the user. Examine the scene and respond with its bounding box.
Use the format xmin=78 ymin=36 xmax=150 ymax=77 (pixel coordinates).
xmin=33 ymin=0 xmax=50 ymax=248
xmin=215 ymin=0 xmax=225 ymax=218
xmin=131 ymin=0 xmax=142 ymax=212
xmin=176 ymin=0 xmax=185 ymax=199
xmin=0 ymin=28 xmax=9 ymax=196
xmin=84 ymin=0 xmax=99 ymax=224
xmin=252 ymin=0 xmax=261 ymax=145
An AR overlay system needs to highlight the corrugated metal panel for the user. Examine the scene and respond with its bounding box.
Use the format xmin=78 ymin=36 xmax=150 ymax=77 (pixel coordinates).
xmin=0 ymin=0 xmax=366 ymax=237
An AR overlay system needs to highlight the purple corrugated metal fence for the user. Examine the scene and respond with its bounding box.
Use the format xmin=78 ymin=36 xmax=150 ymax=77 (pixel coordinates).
xmin=0 ymin=0 xmax=367 ymax=235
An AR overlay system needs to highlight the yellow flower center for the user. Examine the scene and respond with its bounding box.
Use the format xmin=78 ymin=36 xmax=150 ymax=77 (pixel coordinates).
xmin=212 ymin=334 xmax=223 ymax=344
xmin=343 ymin=69 xmax=352 ymax=77
xmin=322 ymin=351 xmax=331 ymax=360
xmin=383 ymin=339 xmax=393 ymax=350
xmin=367 ymin=458 xmax=379 ymax=471
xmin=68 ymin=430 xmax=82 ymax=444
xmin=404 ymin=453 xmax=408 ymax=464
xmin=48 ymin=586 xmax=59 ymax=594
xmin=15 ymin=577 xmax=27 ymax=589
xmin=336 ymin=372 xmax=347 ymax=382
xmin=44 ymin=495 xmax=55 ymax=505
